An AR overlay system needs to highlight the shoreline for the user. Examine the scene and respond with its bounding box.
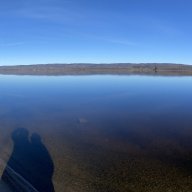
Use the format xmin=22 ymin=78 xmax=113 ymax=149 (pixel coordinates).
xmin=0 ymin=63 xmax=192 ymax=75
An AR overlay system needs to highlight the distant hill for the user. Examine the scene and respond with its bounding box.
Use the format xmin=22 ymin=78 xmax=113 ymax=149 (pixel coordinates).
xmin=0 ymin=63 xmax=192 ymax=75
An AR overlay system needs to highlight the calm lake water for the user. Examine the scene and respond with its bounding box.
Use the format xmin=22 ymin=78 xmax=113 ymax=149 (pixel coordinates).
xmin=0 ymin=75 xmax=192 ymax=192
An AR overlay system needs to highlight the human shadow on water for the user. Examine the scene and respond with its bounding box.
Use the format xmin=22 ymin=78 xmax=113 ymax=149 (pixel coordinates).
xmin=2 ymin=128 xmax=55 ymax=192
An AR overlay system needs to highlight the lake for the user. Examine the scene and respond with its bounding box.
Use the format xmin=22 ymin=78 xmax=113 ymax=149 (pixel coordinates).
xmin=0 ymin=75 xmax=192 ymax=192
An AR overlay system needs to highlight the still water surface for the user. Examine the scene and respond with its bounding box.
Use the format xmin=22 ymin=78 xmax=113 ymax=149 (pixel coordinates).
xmin=0 ymin=75 xmax=192 ymax=192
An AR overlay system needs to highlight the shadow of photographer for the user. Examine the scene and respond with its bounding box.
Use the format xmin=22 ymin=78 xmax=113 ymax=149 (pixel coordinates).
xmin=2 ymin=128 xmax=55 ymax=192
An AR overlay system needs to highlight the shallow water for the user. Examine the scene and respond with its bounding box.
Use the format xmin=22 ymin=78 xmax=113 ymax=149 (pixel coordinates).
xmin=0 ymin=75 xmax=192 ymax=192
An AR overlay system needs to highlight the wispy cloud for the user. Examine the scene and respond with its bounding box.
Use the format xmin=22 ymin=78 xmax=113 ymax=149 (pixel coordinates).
xmin=4 ymin=0 xmax=85 ymax=24
xmin=153 ymin=22 xmax=180 ymax=36
xmin=87 ymin=34 xmax=139 ymax=47
xmin=143 ymin=16 xmax=180 ymax=36
xmin=106 ymin=39 xmax=138 ymax=46
xmin=0 ymin=42 xmax=25 ymax=47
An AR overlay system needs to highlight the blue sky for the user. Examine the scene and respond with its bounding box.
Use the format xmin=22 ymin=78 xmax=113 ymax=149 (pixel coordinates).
xmin=0 ymin=0 xmax=192 ymax=65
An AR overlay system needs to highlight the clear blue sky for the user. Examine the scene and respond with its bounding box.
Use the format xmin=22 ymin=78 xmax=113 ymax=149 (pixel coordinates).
xmin=0 ymin=0 xmax=192 ymax=65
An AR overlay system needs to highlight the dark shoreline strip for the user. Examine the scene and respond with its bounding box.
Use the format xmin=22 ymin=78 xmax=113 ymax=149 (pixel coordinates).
xmin=0 ymin=63 xmax=192 ymax=75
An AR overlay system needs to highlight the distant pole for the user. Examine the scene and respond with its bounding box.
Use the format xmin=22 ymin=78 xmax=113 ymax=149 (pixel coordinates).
xmin=154 ymin=65 xmax=157 ymax=73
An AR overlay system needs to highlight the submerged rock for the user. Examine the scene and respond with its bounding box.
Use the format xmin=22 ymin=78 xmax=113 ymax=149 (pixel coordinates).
xmin=78 ymin=118 xmax=88 ymax=124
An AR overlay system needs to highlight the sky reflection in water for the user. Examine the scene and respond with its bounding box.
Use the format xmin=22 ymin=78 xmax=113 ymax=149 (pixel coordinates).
xmin=0 ymin=75 xmax=192 ymax=192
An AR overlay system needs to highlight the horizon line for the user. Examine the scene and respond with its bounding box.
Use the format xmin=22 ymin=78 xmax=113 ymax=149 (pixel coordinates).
xmin=0 ymin=62 xmax=191 ymax=67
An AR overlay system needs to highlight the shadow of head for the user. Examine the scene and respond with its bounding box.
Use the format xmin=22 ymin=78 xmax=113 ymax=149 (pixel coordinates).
xmin=11 ymin=128 xmax=29 ymax=143
xmin=31 ymin=133 xmax=41 ymax=144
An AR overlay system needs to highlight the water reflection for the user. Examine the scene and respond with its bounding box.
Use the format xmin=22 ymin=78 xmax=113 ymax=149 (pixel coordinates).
xmin=2 ymin=128 xmax=55 ymax=192
xmin=1 ymin=75 xmax=192 ymax=191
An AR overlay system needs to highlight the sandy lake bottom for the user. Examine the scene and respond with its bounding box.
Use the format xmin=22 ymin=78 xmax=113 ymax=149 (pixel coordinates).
xmin=0 ymin=75 xmax=192 ymax=192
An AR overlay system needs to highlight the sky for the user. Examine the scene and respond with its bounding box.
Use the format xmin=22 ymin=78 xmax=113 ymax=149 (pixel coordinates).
xmin=0 ymin=0 xmax=192 ymax=65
